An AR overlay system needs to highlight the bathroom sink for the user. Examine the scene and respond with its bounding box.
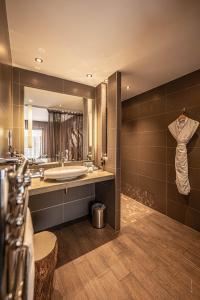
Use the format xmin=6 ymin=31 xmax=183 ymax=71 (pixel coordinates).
xmin=44 ymin=166 xmax=88 ymax=181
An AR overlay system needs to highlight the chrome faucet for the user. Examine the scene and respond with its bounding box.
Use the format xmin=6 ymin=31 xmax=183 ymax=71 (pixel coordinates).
xmin=87 ymin=153 xmax=92 ymax=161
xmin=100 ymin=154 xmax=108 ymax=171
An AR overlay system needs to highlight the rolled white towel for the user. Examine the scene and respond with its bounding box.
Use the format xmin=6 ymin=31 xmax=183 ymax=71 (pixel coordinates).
xmin=24 ymin=208 xmax=35 ymax=300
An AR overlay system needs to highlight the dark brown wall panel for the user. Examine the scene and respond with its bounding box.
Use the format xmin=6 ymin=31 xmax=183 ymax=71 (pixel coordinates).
xmin=13 ymin=67 xmax=95 ymax=99
xmin=122 ymin=69 xmax=200 ymax=232
xmin=95 ymin=72 xmax=121 ymax=231
xmin=0 ymin=0 xmax=12 ymax=156
xmin=105 ymin=71 xmax=121 ymax=230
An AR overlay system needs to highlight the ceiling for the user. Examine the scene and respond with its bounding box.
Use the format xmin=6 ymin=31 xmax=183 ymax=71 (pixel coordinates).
xmin=6 ymin=0 xmax=200 ymax=100
xmin=24 ymin=87 xmax=83 ymax=111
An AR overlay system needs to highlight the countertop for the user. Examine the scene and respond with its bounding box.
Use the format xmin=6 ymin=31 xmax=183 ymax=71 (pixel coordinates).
xmin=28 ymin=170 xmax=115 ymax=196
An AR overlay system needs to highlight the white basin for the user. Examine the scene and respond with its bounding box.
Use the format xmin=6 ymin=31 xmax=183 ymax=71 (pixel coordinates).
xmin=44 ymin=166 xmax=88 ymax=181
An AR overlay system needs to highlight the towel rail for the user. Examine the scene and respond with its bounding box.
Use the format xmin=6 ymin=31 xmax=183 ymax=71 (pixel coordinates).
xmin=0 ymin=155 xmax=31 ymax=300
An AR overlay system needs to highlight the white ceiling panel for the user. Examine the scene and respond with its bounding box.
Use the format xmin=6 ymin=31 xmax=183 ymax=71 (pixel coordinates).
xmin=6 ymin=0 xmax=200 ymax=100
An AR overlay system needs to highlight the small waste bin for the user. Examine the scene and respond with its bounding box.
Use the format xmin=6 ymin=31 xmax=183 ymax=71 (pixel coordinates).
xmin=92 ymin=203 xmax=106 ymax=229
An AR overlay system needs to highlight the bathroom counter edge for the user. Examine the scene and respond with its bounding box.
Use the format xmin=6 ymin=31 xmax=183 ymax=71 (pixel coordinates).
xmin=28 ymin=170 xmax=115 ymax=196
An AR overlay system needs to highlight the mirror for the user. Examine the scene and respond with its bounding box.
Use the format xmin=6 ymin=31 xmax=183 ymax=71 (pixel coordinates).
xmin=24 ymin=87 xmax=95 ymax=163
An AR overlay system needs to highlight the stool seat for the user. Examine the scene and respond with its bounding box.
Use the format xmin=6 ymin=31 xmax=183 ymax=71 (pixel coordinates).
xmin=34 ymin=231 xmax=58 ymax=300
xmin=34 ymin=231 xmax=57 ymax=261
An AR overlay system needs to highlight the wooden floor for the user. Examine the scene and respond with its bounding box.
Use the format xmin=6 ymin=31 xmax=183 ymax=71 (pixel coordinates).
xmin=52 ymin=195 xmax=200 ymax=300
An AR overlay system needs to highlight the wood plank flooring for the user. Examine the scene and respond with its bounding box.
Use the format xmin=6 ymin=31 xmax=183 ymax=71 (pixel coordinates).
xmin=52 ymin=194 xmax=200 ymax=299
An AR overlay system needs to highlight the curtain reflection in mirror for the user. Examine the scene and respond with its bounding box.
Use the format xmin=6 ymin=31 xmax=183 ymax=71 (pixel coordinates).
xmin=47 ymin=110 xmax=83 ymax=161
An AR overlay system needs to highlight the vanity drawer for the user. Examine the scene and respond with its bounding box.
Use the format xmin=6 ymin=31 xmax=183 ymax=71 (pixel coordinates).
xmin=31 ymin=205 xmax=63 ymax=232
xmin=29 ymin=190 xmax=65 ymax=212
xmin=63 ymin=197 xmax=93 ymax=222
xmin=66 ymin=184 xmax=95 ymax=202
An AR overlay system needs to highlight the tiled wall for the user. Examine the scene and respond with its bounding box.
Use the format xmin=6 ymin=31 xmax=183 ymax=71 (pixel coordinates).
xmin=0 ymin=0 xmax=13 ymax=156
xmin=12 ymin=67 xmax=95 ymax=153
xmin=122 ymin=69 xmax=200 ymax=232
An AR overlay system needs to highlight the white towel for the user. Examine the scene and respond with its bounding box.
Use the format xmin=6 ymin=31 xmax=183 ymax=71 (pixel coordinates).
xmin=168 ymin=117 xmax=199 ymax=195
xmin=24 ymin=207 xmax=35 ymax=300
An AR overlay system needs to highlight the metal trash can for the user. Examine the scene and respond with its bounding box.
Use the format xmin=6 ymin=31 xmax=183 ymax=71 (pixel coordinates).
xmin=92 ymin=203 xmax=106 ymax=229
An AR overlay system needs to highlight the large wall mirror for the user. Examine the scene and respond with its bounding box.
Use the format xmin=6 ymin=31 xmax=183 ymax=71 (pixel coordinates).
xmin=24 ymin=87 xmax=95 ymax=163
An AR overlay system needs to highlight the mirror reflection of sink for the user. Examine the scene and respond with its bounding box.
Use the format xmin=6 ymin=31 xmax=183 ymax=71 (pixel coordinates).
xmin=44 ymin=166 xmax=88 ymax=181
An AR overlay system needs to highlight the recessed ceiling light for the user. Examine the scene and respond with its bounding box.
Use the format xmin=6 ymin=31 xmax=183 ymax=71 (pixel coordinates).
xmin=86 ymin=73 xmax=92 ymax=78
xmin=126 ymin=85 xmax=131 ymax=90
xmin=35 ymin=57 xmax=43 ymax=63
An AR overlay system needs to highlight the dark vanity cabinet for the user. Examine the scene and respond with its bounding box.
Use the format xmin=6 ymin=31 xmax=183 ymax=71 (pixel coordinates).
xmin=29 ymin=184 xmax=95 ymax=232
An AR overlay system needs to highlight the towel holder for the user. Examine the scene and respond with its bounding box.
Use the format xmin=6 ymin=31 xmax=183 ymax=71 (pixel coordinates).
xmin=0 ymin=155 xmax=31 ymax=300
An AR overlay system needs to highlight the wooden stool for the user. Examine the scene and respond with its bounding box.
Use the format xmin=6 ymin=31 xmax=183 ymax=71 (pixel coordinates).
xmin=34 ymin=231 xmax=58 ymax=300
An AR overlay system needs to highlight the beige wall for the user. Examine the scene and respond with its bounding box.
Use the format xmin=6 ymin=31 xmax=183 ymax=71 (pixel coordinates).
xmin=95 ymin=83 xmax=107 ymax=166
xmin=0 ymin=0 xmax=13 ymax=157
